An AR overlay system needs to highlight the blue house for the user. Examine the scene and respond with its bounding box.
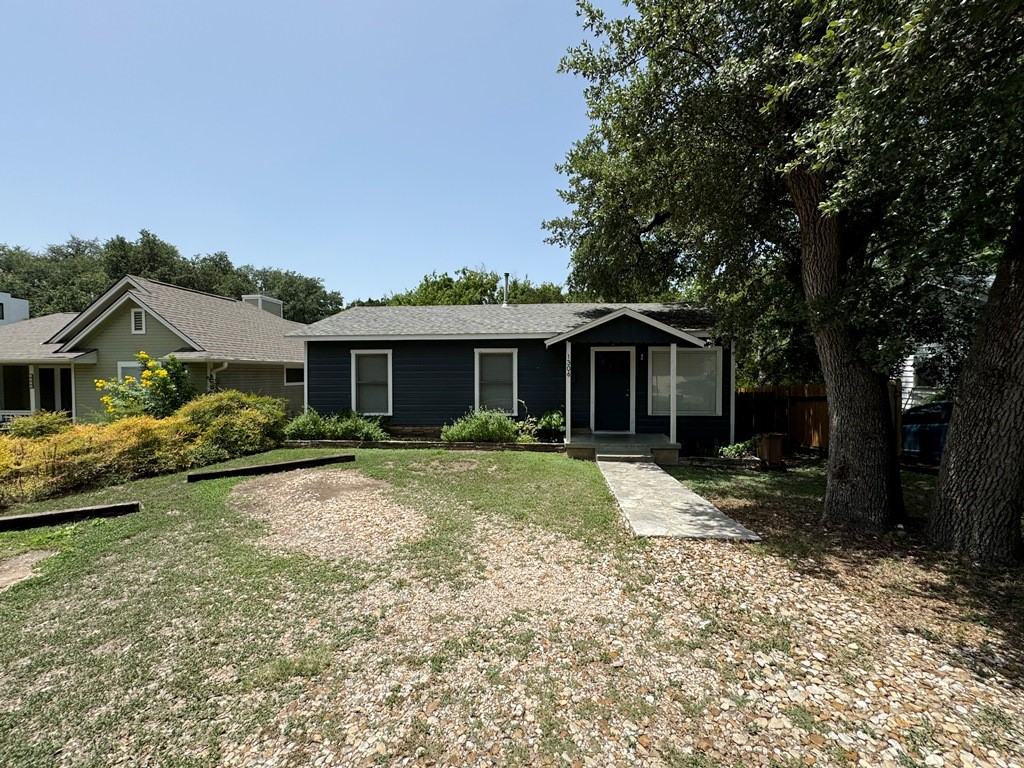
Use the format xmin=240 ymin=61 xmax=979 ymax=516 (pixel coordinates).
xmin=290 ymin=303 xmax=735 ymax=458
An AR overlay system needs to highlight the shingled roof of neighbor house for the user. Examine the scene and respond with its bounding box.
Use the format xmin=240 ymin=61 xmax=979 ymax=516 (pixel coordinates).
xmin=48 ymin=276 xmax=305 ymax=364
xmin=290 ymin=303 xmax=714 ymax=340
xmin=0 ymin=313 xmax=82 ymax=362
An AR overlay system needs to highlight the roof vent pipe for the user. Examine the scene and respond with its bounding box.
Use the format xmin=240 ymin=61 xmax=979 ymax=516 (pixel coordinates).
xmin=502 ymin=272 xmax=510 ymax=308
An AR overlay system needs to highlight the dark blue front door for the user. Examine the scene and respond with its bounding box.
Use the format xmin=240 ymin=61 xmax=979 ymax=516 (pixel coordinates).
xmin=594 ymin=350 xmax=631 ymax=431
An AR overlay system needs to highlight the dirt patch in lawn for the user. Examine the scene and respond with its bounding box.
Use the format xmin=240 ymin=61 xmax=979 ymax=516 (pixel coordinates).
xmin=230 ymin=468 xmax=428 ymax=564
xmin=0 ymin=550 xmax=56 ymax=593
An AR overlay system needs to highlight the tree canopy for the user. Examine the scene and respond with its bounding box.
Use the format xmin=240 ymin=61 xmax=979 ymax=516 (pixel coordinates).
xmin=0 ymin=231 xmax=344 ymax=325
xmin=349 ymin=267 xmax=569 ymax=307
xmin=549 ymin=0 xmax=1019 ymax=544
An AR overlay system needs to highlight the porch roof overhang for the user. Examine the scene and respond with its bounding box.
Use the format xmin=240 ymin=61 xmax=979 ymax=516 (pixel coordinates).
xmin=0 ymin=350 xmax=98 ymax=365
xmin=543 ymin=307 xmax=708 ymax=348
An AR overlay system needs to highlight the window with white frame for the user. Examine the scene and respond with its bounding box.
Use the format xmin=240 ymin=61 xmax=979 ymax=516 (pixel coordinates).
xmin=117 ymin=361 xmax=144 ymax=381
xmin=648 ymin=347 xmax=722 ymax=416
xmin=475 ymin=348 xmax=518 ymax=414
xmin=130 ymin=308 xmax=146 ymax=334
xmin=284 ymin=366 xmax=304 ymax=385
xmin=351 ymin=350 xmax=392 ymax=415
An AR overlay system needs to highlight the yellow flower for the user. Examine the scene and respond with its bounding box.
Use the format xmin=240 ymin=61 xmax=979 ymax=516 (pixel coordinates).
xmin=123 ymin=375 xmax=135 ymax=383
xmin=156 ymin=368 xmax=169 ymax=378
xmin=94 ymin=379 xmax=106 ymax=390
xmin=138 ymin=351 xmax=148 ymax=359
xmin=146 ymin=360 xmax=159 ymax=370
xmin=141 ymin=369 xmax=153 ymax=379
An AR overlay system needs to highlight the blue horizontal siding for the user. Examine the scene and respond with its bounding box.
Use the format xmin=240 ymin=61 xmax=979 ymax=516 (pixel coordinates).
xmin=307 ymin=340 xmax=565 ymax=426
xmin=307 ymin=335 xmax=732 ymax=453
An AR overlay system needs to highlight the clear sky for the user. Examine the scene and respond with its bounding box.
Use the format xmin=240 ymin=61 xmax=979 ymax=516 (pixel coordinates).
xmin=0 ymin=1 xmax=604 ymax=303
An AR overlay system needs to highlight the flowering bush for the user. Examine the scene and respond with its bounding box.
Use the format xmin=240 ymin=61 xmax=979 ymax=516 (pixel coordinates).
xmin=95 ymin=351 xmax=196 ymax=419
xmin=0 ymin=391 xmax=287 ymax=509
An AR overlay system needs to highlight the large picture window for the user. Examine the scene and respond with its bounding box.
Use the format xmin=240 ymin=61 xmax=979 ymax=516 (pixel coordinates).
xmin=648 ymin=347 xmax=722 ymax=416
xmin=475 ymin=349 xmax=518 ymax=414
xmin=351 ymin=350 xmax=392 ymax=415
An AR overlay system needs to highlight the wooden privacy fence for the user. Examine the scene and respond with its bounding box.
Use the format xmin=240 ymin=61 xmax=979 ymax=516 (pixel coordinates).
xmin=735 ymin=382 xmax=902 ymax=453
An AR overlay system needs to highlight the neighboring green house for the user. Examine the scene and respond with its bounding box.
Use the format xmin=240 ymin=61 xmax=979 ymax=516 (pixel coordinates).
xmin=0 ymin=276 xmax=305 ymax=422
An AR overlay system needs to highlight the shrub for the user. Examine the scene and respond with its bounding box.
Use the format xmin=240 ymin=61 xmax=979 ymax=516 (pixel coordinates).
xmin=95 ymin=351 xmax=197 ymax=419
xmin=0 ymin=390 xmax=288 ymax=509
xmin=718 ymin=439 xmax=755 ymax=458
xmin=4 ymin=411 xmax=73 ymax=438
xmin=176 ymin=391 xmax=287 ymax=455
xmin=284 ymin=409 xmax=389 ymax=441
xmin=536 ymin=408 xmax=566 ymax=442
xmin=441 ymin=409 xmax=521 ymax=443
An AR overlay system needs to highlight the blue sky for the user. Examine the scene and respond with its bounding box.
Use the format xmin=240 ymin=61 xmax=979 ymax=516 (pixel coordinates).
xmin=0 ymin=1 xmax=605 ymax=302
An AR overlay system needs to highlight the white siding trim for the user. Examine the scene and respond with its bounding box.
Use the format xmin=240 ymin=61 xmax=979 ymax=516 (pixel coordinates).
xmin=303 ymin=341 xmax=309 ymax=411
xmin=545 ymin=307 xmax=706 ymax=347
xmin=290 ymin=332 xmax=552 ymax=342
xmin=350 ymin=349 xmax=392 ymax=416
xmin=473 ymin=348 xmax=519 ymax=416
xmin=647 ymin=346 xmax=723 ymax=417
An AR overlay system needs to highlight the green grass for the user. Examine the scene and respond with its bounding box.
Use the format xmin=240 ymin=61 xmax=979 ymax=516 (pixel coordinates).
xmin=665 ymin=463 xmax=937 ymax=561
xmin=0 ymin=448 xmax=618 ymax=766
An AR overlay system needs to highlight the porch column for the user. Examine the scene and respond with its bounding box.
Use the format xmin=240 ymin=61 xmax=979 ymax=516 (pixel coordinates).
xmin=669 ymin=343 xmax=677 ymax=444
xmin=71 ymin=363 xmax=78 ymax=422
xmin=28 ymin=365 xmax=36 ymax=414
xmin=564 ymin=342 xmax=572 ymax=444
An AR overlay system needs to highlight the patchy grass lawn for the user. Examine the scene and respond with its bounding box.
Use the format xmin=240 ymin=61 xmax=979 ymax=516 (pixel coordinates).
xmin=1 ymin=450 xmax=1022 ymax=768
xmin=668 ymin=463 xmax=1024 ymax=680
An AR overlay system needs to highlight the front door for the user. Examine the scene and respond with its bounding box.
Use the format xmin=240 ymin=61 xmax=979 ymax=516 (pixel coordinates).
xmin=38 ymin=368 xmax=73 ymax=414
xmin=593 ymin=349 xmax=632 ymax=432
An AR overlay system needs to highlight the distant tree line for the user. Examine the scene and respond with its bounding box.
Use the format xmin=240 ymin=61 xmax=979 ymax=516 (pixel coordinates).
xmin=0 ymin=230 xmax=344 ymax=325
xmin=348 ymin=267 xmax=570 ymax=307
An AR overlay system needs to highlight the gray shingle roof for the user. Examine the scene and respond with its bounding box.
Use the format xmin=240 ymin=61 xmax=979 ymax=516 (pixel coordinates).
xmin=127 ymin=278 xmax=304 ymax=363
xmin=290 ymin=303 xmax=714 ymax=339
xmin=46 ymin=276 xmax=304 ymax=364
xmin=0 ymin=314 xmax=82 ymax=362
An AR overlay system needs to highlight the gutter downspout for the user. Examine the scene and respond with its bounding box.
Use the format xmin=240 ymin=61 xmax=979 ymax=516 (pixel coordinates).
xmin=209 ymin=361 xmax=228 ymax=391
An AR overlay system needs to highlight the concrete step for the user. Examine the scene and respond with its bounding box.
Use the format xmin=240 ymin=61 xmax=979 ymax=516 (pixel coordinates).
xmin=595 ymin=452 xmax=653 ymax=462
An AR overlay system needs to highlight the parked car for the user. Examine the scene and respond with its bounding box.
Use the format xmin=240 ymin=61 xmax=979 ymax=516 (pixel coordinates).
xmin=901 ymin=401 xmax=952 ymax=464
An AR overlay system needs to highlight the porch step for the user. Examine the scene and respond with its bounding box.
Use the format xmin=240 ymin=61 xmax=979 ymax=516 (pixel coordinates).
xmin=595 ymin=450 xmax=653 ymax=462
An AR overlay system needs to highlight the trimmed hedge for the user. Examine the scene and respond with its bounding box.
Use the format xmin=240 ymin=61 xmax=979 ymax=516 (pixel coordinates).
xmin=0 ymin=391 xmax=287 ymax=509
xmin=284 ymin=409 xmax=389 ymax=441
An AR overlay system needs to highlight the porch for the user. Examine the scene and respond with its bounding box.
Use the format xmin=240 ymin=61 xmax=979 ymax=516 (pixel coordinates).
xmin=0 ymin=364 xmax=74 ymax=422
xmin=564 ymin=432 xmax=680 ymax=465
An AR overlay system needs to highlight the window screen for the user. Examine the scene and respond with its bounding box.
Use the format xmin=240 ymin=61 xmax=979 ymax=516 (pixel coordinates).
xmin=477 ymin=351 xmax=516 ymax=412
xmin=650 ymin=349 xmax=720 ymax=415
xmin=284 ymin=367 xmax=304 ymax=384
xmin=354 ymin=353 xmax=390 ymax=414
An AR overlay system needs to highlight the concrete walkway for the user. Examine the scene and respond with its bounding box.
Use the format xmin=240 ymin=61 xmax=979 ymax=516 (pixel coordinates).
xmin=598 ymin=460 xmax=761 ymax=541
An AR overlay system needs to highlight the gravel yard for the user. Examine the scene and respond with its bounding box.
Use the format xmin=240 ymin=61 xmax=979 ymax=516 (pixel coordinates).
xmin=223 ymin=463 xmax=1024 ymax=768
xmin=1 ymin=449 xmax=1022 ymax=768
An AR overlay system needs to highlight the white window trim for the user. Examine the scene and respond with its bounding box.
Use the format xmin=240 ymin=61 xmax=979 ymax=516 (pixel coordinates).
xmin=474 ymin=348 xmax=519 ymax=416
xmin=130 ymin=308 xmax=146 ymax=335
xmin=350 ymin=349 xmax=393 ymax=416
xmin=647 ymin=346 xmax=723 ymax=417
xmin=117 ymin=361 xmax=144 ymax=380
xmin=283 ymin=366 xmax=305 ymax=386
xmin=589 ymin=346 xmax=636 ymax=434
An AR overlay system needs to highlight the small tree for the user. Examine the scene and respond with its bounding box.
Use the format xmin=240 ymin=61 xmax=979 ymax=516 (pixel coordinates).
xmin=95 ymin=351 xmax=196 ymax=419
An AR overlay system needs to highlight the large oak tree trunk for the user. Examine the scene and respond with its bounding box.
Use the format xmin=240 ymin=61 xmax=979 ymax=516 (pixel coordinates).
xmin=931 ymin=179 xmax=1024 ymax=566
xmin=787 ymin=166 xmax=905 ymax=531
